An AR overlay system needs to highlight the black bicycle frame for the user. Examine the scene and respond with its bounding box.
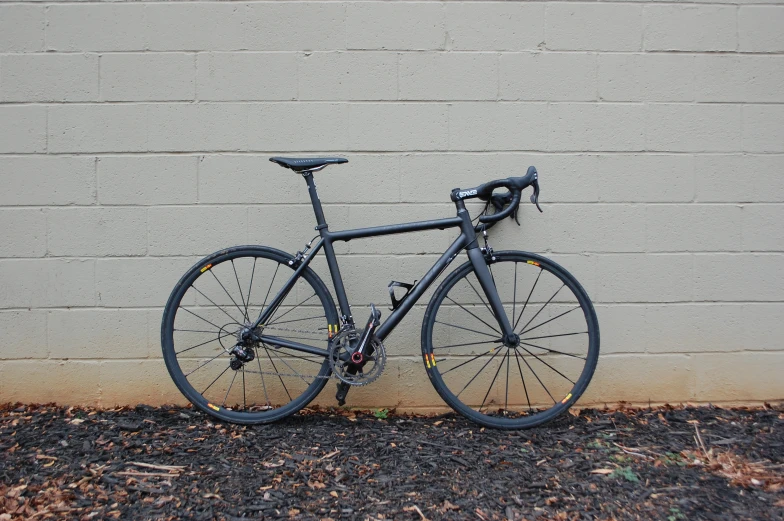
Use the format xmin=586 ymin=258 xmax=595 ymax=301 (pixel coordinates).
xmin=251 ymin=172 xmax=515 ymax=357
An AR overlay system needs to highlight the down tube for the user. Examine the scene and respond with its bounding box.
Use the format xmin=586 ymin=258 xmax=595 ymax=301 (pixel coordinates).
xmin=375 ymin=235 xmax=469 ymax=341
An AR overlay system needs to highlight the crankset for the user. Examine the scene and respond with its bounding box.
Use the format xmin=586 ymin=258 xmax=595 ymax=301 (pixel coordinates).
xmin=329 ymin=304 xmax=386 ymax=387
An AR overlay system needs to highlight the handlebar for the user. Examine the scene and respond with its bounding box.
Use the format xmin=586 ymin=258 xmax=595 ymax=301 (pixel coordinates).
xmin=479 ymin=191 xmax=520 ymax=223
xmin=450 ymin=166 xmax=542 ymax=225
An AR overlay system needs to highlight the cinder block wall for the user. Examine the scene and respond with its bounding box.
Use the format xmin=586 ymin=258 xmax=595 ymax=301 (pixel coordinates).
xmin=1 ymin=1 xmax=782 ymax=409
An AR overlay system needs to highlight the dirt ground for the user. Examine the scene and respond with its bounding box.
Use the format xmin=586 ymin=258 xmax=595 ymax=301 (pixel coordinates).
xmin=0 ymin=403 xmax=781 ymax=520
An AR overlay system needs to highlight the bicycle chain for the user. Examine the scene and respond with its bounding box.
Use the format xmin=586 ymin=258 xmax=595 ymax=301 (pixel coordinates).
xmin=260 ymin=325 xmax=328 ymax=338
xmin=241 ymin=367 xmax=338 ymax=380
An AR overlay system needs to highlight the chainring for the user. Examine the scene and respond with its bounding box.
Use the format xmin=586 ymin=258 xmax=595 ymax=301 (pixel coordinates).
xmin=328 ymin=328 xmax=386 ymax=386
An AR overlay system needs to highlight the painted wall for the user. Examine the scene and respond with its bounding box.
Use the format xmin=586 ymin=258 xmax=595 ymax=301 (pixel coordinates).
xmin=1 ymin=1 xmax=782 ymax=409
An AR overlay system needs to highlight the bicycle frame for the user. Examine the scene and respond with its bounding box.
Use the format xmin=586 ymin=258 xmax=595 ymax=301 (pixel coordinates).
xmin=251 ymin=172 xmax=516 ymax=357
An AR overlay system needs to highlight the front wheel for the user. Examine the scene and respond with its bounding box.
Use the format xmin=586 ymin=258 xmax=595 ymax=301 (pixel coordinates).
xmin=161 ymin=245 xmax=338 ymax=424
xmin=421 ymin=251 xmax=600 ymax=429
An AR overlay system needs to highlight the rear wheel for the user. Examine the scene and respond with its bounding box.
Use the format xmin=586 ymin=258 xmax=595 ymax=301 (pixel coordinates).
xmin=161 ymin=246 xmax=338 ymax=424
xmin=421 ymin=251 xmax=599 ymax=429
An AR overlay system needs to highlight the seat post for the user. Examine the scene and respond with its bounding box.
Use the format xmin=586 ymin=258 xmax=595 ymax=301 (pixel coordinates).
xmin=302 ymin=171 xmax=328 ymax=231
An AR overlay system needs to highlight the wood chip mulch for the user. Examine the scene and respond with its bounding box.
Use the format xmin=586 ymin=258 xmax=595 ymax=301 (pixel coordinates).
xmin=0 ymin=403 xmax=781 ymax=520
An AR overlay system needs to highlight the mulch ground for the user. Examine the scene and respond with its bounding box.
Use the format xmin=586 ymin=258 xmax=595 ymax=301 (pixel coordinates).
xmin=0 ymin=403 xmax=781 ymax=521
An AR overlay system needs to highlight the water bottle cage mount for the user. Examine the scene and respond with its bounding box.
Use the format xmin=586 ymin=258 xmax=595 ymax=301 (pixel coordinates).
xmin=388 ymin=281 xmax=416 ymax=311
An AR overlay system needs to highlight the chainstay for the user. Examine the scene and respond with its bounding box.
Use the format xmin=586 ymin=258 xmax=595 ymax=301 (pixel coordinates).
xmin=245 ymin=326 xmax=377 ymax=385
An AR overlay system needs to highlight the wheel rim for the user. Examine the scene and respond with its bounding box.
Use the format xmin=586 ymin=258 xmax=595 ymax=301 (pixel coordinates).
xmin=425 ymin=253 xmax=598 ymax=426
xmin=163 ymin=250 xmax=335 ymax=420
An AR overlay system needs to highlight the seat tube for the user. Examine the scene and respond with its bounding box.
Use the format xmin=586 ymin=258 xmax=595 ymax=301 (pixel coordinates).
xmin=457 ymin=200 xmax=515 ymax=338
xmin=303 ymin=172 xmax=353 ymax=325
xmin=303 ymin=172 xmax=327 ymax=227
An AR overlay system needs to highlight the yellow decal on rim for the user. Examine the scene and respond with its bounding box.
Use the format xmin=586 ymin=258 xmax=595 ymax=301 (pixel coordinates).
xmin=200 ymin=264 xmax=213 ymax=273
xmin=430 ymin=353 xmax=436 ymax=367
xmin=207 ymin=403 xmax=220 ymax=411
xmin=561 ymin=393 xmax=572 ymax=404
xmin=527 ymin=260 xmax=540 ymax=267
xmin=424 ymin=354 xmax=431 ymax=368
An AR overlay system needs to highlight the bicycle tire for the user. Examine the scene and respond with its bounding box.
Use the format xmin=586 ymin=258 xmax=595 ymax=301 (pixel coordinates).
xmin=421 ymin=251 xmax=599 ymax=429
xmin=161 ymin=245 xmax=338 ymax=424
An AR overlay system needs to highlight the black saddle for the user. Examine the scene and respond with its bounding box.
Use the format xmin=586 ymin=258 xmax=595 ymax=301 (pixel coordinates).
xmin=269 ymin=157 xmax=348 ymax=172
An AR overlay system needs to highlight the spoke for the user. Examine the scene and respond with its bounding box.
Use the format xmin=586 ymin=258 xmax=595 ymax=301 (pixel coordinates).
xmin=178 ymin=306 xmax=228 ymax=331
xmin=456 ymin=348 xmax=503 ymax=398
xmin=189 ymin=286 xmax=241 ymax=325
xmin=231 ymin=259 xmax=249 ymax=323
xmin=256 ymin=353 xmax=270 ymax=406
xmin=519 ymin=284 xmax=565 ymax=334
xmin=246 ymin=257 xmax=257 ymax=319
xmin=266 ymin=293 xmax=317 ymax=326
xmin=505 ymin=348 xmax=511 ymax=412
xmin=445 ymin=296 xmax=500 ymax=335
xmin=522 ymin=331 xmax=588 ymax=342
xmin=518 ymin=350 xmax=557 ymax=404
xmin=465 ymin=276 xmax=495 ymax=320
xmin=439 ymin=348 xmax=499 ymax=376
xmin=520 ymin=306 xmax=581 ymax=336
xmin=520 ymin=347 xmax=575 ymax=385
xmin=264 ymin=348 xmax=292 ymax=401
xmin=175 ymin=330 xmax=238 ymax=355
xmin=210 ymin=270 xmax=248 ymax=323
xmin=201 ymin=365 xmax=230 ymax=395
xmin=222 ymin=370 xmax=238 ymax=407
xmin=265 ymin=345 xmax=313 ymax=386
xmin=520 ymin=341 xmax=586 ymax=360
xmin=433 ymin=339 xmax=503 ymax=350
xmin=512 ymin=262 xmax=518 ymax=327
xmin=480 ymin=350 xmax=507 ymax=412
xmin=261 ymin=345 xmax=324 ymax=365
xmin=434 ymin=320 xmax=499 ymax=339
xmin=175 ymin=328 xmax=225 ymax=334
xmin=242 ymin=367 xmax=247 ymax=411
xmin=514 ymin=349 xmax=533 ymax=413
xmin=185 ymin=351 xmax=228 ymax=378
xmin=260 ymin=263 xmax=280 ymax=315
xmin=513 ymin=268 xmax=542 ymax=330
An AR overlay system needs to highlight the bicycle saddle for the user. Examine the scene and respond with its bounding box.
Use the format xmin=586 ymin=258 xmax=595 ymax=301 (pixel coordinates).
xmin=269 ymin=157 xmax=348 ymax=172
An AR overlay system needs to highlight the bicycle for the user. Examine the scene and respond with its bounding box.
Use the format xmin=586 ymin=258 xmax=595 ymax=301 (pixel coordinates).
xmin=161 ymin=157 xmax=600 ymax=429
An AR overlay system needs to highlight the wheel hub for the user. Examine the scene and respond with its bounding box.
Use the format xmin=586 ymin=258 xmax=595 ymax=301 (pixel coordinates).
xmin=503 ymin=332 xmax=521 ymax=348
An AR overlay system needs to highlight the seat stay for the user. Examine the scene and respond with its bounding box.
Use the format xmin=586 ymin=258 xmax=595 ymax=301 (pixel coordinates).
xmin=250 ymin=238 xmax=325 ymax=330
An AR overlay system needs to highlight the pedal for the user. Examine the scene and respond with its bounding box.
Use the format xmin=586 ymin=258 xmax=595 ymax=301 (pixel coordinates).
xmin=335 ymin=381 xmax=350 ymax=406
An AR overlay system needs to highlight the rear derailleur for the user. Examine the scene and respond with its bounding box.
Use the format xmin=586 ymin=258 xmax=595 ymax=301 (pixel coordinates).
xmin=229 ymin=344 xmax=255 ymax=370
xmin=228 ymin=327 xmax=260 ymax=370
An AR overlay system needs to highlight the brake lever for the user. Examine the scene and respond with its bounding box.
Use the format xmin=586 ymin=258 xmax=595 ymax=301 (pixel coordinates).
xmin=530 ymin=181 xmax=543 ymax=213
xmin=491 ymin=192 xmax=522 ymax=226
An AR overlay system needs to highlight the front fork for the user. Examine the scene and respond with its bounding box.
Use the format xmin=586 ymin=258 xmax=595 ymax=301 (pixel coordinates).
xmin=457 ymin=201 xmax=516 ymax=342
xmin=465 ymin=247 xmax=516 ymax=341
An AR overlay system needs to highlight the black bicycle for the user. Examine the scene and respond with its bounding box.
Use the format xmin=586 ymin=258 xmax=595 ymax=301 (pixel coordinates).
xmin=161 ymin=157 xmax=599 ymax=429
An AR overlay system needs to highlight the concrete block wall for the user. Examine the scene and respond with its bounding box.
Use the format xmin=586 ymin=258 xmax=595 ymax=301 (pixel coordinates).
xmin=0 ymin=1 xmax=782 ymax=409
